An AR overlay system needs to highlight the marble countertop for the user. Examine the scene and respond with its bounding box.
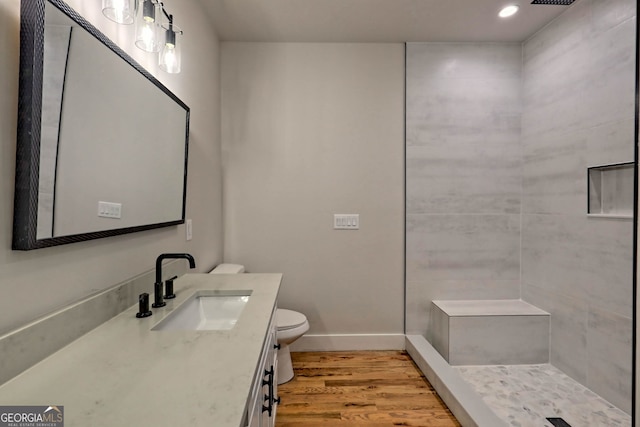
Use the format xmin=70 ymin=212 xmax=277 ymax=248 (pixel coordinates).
xmin=0 ymin=273 xmax=282 ymax=427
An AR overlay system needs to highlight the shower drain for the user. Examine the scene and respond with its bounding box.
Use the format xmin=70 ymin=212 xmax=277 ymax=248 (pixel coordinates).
xmin=546 ymin=418 xmax=572 ymax=427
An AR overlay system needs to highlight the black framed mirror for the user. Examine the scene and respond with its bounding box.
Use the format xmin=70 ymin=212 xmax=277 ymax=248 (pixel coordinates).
xmin=13 ymin=0 xmax=190 ymax=250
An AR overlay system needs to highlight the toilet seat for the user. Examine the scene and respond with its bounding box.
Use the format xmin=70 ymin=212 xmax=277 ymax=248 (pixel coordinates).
xmin=277 ymin=309 xmax=307 ymax=330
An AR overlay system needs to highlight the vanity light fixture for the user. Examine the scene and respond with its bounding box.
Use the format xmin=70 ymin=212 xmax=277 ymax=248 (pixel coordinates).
xmin=102 ymin=0 xmax=134 ymax=24
xmin=104 ymin=0 xmax=184 ymax=73
xmin=498 ymin=4 xmax=520 ymax=18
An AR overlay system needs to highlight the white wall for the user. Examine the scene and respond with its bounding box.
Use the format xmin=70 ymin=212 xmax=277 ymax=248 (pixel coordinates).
xmin=221 ymin=43 xmax=405 ymax=343
xmin=0 ymin=0 xmax=223 ymax=335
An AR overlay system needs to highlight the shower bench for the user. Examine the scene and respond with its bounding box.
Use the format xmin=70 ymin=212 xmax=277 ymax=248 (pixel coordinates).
xmin=430 ymin=299 xmax=550 ymax=365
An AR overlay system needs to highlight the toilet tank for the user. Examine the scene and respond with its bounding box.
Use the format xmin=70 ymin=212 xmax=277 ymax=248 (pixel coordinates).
xmin=209 ymin=264 xmax=245 ymax=274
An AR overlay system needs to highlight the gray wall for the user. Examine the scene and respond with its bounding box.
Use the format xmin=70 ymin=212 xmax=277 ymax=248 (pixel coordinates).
xmin=221 ymin=43 xmax=405 ymax=347
xmin=406 ymin=0 xmax=635 ymax=413
xmin=637 ymin=20 xmax=640 ymax=425
xmin=521 ymin=0 xmax=635 ymax=413
xmin=0 ymin=0 xmax=223 ymax=336
xmin=405 ymin=42 xmax=523 ymax=335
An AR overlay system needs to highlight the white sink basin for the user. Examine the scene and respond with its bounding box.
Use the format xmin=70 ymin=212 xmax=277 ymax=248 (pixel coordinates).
xmin=151 ymin=290 xmax=251 ymax=331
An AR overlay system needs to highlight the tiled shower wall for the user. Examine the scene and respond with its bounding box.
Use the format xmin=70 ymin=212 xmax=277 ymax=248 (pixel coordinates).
xmin=405 ymin=42 xmax=523 ymax=336
xmin=406 ymin=0 xmax=635 ymax=414
xmin=520 ymin=0 xmax=635 ymax=413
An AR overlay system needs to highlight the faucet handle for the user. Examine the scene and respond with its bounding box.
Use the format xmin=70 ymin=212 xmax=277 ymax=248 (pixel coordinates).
xmin=136 ymin=293 xmax=152 ymax=318
xmin=152 ymin=282 xmax=166 ymax=308
xmin=164 ymin=276 xmax=178 ymax=299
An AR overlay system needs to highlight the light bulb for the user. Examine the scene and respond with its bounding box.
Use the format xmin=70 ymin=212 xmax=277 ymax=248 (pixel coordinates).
xmin=163 ymin=46 xmax=177 ymax=70
xmin=135 ymin=0 xmax=160 ymax=52
xmin=140 ymin=24 xmax=155 ymax=48
xmin=159 ymin=24 xmax=182 ymax=74
xmin=499 ymin=5 xmax=519 ymax=18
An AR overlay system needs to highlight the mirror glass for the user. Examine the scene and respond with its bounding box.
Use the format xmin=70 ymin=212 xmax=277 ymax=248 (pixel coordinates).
xmin=13 ymin=0 xmax=190 ymax=250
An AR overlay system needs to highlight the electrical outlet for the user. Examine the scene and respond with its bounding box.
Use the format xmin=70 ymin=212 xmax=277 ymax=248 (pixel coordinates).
xmin=186 ymin=219 xmax=192 ymax=241
xmin=334 ymin=214 xmax=359 ymax=230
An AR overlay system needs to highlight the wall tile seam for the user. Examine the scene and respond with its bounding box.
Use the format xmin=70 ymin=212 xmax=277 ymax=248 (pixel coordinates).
xmin=519 ymin=38 xmax=525 ymax=303
xmin=406 ymin=212 xmax=522 ymax=216
xmin=521 ymin=212 xmax=594 ymax=217
xmin=521 ymin=283 xmax=633 ymax=319
xmin=586 ymin=305 xmax=634 ymax=324
xmin=588 ymin=15 xmax=637 ymax=37
xmin=521 ymin=281 xmax=589 ymax=305
xmin=406 ymin=77 xmax=524 ymax=83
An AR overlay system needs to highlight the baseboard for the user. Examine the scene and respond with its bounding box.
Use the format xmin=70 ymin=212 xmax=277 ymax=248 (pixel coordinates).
xmin=405 ymin=335 xmax=507 ymax=427
xmin=289 ymin=334 xmax=405 ymax=352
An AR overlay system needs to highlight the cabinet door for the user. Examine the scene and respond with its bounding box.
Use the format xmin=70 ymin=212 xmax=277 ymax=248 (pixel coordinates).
xmin=271 ymin=358 xmax=279 ymax=422
xmin=270 ymin=320 xmax=279 ymax=422
xmin=260 ymin=370 xmax=271 ymax=425
xmin=261 ymin=322 xmax=278 ymax=427
xmin=249 ymin=306 xmax=279 ymax=427
xmin=248 ymin=403 xmax=260 ymax=427
xmin=246 ymin=352 xmax=263 ymax=427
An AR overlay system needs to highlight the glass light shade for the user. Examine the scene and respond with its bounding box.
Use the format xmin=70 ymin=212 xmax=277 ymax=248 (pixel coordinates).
xmin=135 ymin=0 xmax=161 ymax=52
xmin=159 ymin=24 xmax=182 ymax=74
xmin=102 ymin=0 xmax=134 ymax=24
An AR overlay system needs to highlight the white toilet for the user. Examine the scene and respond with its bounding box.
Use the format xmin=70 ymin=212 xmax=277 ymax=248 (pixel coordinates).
xmin=209 ymin=264 xmax=309 ymax=384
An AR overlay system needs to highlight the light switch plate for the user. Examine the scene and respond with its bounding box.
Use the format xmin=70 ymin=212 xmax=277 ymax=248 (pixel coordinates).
xmin=98 ymin=201 xmax=122 ymax=219
xmin=334 ymin=214 xmax=359 ymax=230
xmin=186 ymin=219 xmax=193 ymax=241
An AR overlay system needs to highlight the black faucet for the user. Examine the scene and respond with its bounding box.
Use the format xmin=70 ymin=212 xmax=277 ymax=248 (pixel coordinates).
xmin=152 ymin=253 xmax=196 ymax=308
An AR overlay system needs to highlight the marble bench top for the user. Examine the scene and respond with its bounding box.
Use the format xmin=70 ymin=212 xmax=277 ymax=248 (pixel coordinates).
xmin=432 ymin=299 xmax=549 ymax=316
xmin=0 ymin=273 xmax=281 ymax=427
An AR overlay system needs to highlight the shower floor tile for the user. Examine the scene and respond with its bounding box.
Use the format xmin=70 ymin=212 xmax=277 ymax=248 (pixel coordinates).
xmin=455 ymin=364 xmax=630 ymax=427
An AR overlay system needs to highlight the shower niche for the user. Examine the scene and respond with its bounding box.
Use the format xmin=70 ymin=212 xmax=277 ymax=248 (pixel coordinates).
xmin=587 ymin=162 xmax=634 ymax=218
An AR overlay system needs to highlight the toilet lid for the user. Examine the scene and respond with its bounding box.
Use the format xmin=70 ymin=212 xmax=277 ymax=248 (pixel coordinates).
xmin=276 ymin=309 xmax=307 ymax=330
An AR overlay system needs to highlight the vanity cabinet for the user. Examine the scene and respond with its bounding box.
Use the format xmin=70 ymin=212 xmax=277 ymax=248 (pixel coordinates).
xmin=0 ymin=274 xmax=283 ymax=427
xmin=246 ymin=307 xmax=279 ymax=427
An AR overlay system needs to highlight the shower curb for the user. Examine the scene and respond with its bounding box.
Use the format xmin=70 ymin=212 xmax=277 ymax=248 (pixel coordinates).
xmin=405 ymin=335 xmax=508 ymax=427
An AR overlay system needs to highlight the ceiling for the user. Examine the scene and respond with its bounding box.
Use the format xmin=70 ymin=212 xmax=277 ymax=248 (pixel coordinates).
xmin=198 ymin=0 xmax=572 ymax=43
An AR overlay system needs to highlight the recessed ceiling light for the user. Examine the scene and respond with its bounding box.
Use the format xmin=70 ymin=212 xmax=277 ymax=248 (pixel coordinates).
xmin=499 ymin=5 xmax=520 ymax=18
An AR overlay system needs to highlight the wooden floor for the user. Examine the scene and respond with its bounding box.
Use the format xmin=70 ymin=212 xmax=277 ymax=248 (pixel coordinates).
xmin=275 ymin=351 xmax=461 ymax=426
